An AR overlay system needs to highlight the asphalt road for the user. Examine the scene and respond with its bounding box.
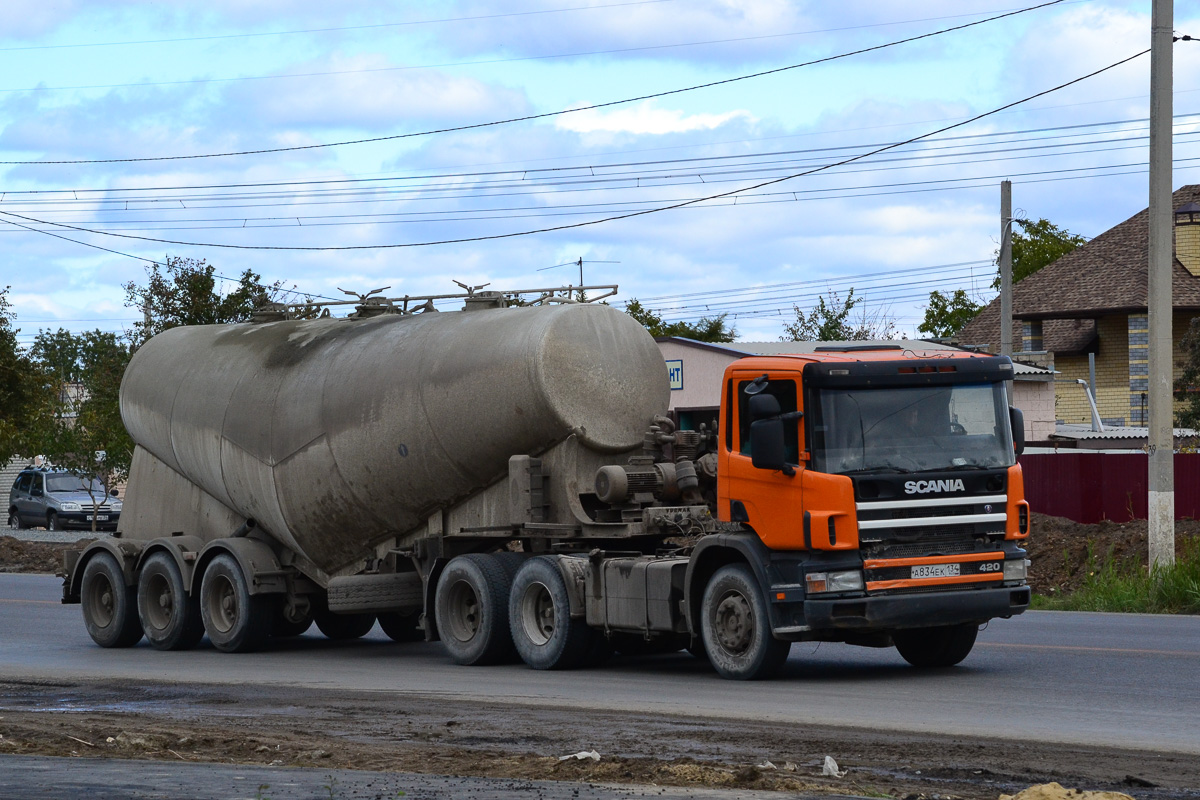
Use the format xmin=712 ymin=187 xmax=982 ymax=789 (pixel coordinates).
xmin=2 ymin=573 xmax=1197 ymax=756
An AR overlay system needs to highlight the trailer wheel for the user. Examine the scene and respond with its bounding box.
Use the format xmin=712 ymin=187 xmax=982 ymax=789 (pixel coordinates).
xmin=701 ymin=564 xmax=790 ymax=680
xmin=378 ymin=611 xmax=424 ymax=642
xmin=80 ymin=552 xmax=143 ymax=648
xmin=200 ymin=553 xmax=272 ymax=653
xmin=314 ymin=606 xmax=377 ymax=640
xmin=137 ymin=552 xmax=204 ymax=651
xmin=435 ymin=554 xmax=516 ymax=666
xmin=893 ymin=623 xmax=978 ymax=668
xmin=509 ymin=556 xmax=592 ymax=670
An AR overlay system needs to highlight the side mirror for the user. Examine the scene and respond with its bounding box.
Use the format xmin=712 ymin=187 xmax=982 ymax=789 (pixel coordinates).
xmin=110 ymin=489 xmax=119 ymax=497
xmin=750 ymin=418 xmax=790 ymax=473
xmin=748 ymin=392 xmax=781 ymax=420
xmin=1009 ymin=406 xmax=1025 ymax=456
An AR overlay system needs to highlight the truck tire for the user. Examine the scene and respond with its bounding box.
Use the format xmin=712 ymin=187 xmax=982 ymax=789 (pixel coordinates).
xmin=272 ymin=603 xmax=314 ymax=637
xmin=137 ymin=552 xmax=204 ymax=651
xmin=379 ymin=611 xmax=424 ymax=642
xmin=200 ymin=553 xmax=272 ymax=653
xmin=509 ymin=556 xmax=593 ymax=670
xmin=314 ymin=606 xmax=377 ymax=640
xmin=435 ymin=554 xmax=516 ymax=666
xmin=893 ymin=623 xmax=978 ymax=668
xmin=701 ymin=563 xmax=790 ymax=680
xmin=80 ymin=552 xmax=143 ymax=648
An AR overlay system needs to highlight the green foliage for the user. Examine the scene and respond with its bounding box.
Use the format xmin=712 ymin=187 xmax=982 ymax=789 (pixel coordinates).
xmin=1032 ymin=537 xmax=1200 ymax=614
xmin=780 ymin=288 xmax=896 ymax=341
xmin=1174 ymin=316 xmax=1200 ymax=428
xmin=124 ymin=255 xmax=281 ymax=346
xmin=625 ymin=299 xmax=737 ymax=342
xmin=918 ymin=289 xmax=982 ymax=338
xmin=28 ymin=330 xmax=135 ymax=529
xmin=992 ymin=217 xmax=1087 ymax=290
xmin=0 ymin=288 xmax=53 ymax=459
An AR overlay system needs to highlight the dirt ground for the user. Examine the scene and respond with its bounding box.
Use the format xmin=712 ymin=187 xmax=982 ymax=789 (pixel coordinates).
xmin=6 ymin=514 xmax=1197 ymax=598
xmin=0 ymin=680 xmax=1195 ymax=800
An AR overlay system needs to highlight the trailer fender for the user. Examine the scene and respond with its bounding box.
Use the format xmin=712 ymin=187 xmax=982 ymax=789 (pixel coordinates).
xmin=683 ymin=533 xmax=774 ymax=635
xmin=135 ymin=536 xmax=207 ymax=594
xmin=63 ymin=539 xmax=144 ymax=603
xmin=195 ymin=537 xmax=288 ymax=595
xmin=553 ymin=554 xmax=589 ymax=619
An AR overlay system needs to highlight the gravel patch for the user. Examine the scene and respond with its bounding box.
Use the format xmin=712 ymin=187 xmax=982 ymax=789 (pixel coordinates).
xmin=1 ymin=529 xmax=110 ymax=544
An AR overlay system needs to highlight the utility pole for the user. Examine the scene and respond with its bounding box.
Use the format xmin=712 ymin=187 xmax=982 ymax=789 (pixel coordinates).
xmin=1148 ymin=0 xmax=1175 ymax=569
xmin=1000 ymin=180 xmax=1013 ymax=358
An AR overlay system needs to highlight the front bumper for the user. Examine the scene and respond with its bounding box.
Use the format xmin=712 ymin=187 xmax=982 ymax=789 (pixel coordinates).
xmin=55 ymin=511 xmax=120 ymax=530
xmin=801 ymin=585 xmax=1030 ymax=632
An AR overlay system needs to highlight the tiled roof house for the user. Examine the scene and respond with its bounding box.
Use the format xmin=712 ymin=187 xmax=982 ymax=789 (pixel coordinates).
xmin=958 ymin=184 xmax=1200 ymax=427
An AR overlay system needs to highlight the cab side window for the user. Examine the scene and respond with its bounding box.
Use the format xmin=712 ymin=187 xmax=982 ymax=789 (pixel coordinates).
xmin=30 ymin=475 xmax=43 ymax=496
xmin=15 ymin=474 xmax=31 ymax=494
xmin=737 ymin=379 xmax=799 ymax=462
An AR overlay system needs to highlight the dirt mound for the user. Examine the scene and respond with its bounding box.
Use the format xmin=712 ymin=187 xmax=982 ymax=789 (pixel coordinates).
xmin=0 ymin=536 xmax=69 ymax=574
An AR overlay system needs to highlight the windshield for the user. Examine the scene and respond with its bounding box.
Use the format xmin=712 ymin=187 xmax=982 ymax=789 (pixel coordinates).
xmin=46 ymin=474 xmax=107 ymax=495
xmin=809 ymin=382 xmax=1015 ymax=474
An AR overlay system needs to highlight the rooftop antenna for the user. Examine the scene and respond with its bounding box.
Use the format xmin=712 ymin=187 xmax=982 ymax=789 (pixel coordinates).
xmin=538 ymin=257 xmax=620 ymax=287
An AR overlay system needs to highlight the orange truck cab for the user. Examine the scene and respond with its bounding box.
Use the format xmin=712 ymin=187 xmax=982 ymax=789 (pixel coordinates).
xmin=704 ymin=344 xmax=1030 ymax=665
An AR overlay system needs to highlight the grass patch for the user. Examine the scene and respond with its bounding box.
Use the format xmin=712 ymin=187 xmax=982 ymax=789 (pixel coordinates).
xmin=1033 ymin=537 xmax=1200 ymax=613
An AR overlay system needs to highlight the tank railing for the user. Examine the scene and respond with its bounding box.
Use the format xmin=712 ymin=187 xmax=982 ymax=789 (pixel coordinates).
xmin=264 ymin=284 xmax=619 ymax=319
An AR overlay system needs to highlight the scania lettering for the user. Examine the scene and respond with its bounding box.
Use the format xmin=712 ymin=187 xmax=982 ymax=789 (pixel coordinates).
xmin=61 ymin=288 xmax=1030 ymax=680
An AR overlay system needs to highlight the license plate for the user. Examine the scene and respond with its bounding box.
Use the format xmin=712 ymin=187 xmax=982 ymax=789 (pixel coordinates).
xmin=912 ymin=563 xmax=960 ymax=579
xmin=87 ymin=515 xmax=109 ymax=521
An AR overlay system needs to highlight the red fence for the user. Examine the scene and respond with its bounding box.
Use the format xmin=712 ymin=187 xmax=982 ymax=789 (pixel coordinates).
xmin=1018 ymin=452 xmax=1200 ymax=523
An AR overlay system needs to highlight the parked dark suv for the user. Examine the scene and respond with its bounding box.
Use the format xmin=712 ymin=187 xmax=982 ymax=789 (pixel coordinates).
xmin=7 ymin=468 xmax=122 ymax=532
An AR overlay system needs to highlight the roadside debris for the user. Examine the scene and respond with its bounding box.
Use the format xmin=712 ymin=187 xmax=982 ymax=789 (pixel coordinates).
xmin=1001 ymin=783 xmax=1135 ymax=800
xmin=822 ymin=756 xmax=847 ymax=777
xmin=558 ymin=750 xmax=601 ymax=762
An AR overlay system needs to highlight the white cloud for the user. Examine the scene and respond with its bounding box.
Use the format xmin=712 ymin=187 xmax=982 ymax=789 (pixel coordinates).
xmin=557 ymin=102 xmax=754 ymax=135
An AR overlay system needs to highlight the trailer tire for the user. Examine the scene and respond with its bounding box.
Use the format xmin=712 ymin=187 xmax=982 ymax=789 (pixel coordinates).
xmin=701 ymin=564 xmax=790 ymax=680
xmin=379 ymin=611 xmax=424 ymax=642
xmin=137 ymin=552 xmax=204 ymax=651
xmin=314 ymin=606 xmax=376 ymax=640
xmin=509 ymin=556 xmax=593 ymax=670
xmin=893 ymin=623 xmax=978 ymax=668
xmin=200 ymin=553 xmax=272 ymax=653
xmin=80 ymin=552 xmax=143 ymax=648
xmin=435 ymin=554 xmax=516 ymax=666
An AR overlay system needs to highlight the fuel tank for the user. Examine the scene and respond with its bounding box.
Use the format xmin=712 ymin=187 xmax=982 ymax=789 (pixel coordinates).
xmin=119 ymin=302 xmax=669 ymax=572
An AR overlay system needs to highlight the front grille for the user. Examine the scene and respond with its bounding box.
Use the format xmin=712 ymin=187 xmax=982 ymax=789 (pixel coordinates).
xmin=866 ymin=538 xmax=979 ymax=559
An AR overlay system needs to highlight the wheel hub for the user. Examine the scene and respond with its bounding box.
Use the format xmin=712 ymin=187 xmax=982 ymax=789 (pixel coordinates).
xmin=714 ymin=592 xmax=753 ymax=654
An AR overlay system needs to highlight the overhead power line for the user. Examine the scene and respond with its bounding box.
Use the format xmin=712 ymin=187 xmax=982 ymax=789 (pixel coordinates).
xmin=0 ymin=47 xmax=1155 ymax=254
xmin=0 ymin=0 xmax=1068 ymax=166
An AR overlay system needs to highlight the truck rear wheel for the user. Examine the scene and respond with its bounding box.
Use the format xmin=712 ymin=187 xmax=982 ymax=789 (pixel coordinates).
xmin=80 ymin=552 xmax=143 ymax=648
xmin=435 ymin=554 xmax=516 ymax=666
xmin=893 ymin=623 xmax=978 ymax=668
xmin=701 ymin=564 xmax=790 ymax=680
xmin=137 ymin=552 xmax=204 ymax=651
xmin=314 ymin=607 xmax=376 ymax=640
xmin=509 ymin=556 xmax=593 ymax=670
xmin=200 ymin=553 xmax=272 ymax=653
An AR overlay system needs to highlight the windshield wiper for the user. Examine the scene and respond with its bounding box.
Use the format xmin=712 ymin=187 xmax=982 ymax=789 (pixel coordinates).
xmin=842 ymin=465 xmax=913 ymax=475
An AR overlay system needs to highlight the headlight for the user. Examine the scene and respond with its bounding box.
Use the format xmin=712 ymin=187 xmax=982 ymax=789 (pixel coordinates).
xmin=1003 ymin=559 xmax=1029 ymax=581
xmin=110 ymin=501 xmax=122 ymax=510
xmin=58 ymin=502 xmax=81 ymax=511
xmin=806 ymin=569 xmax=864 ymax=594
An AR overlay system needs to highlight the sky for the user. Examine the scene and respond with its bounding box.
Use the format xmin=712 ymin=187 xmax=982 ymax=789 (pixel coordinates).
xmin=1 ymin=0 xmax=1199 ymax=345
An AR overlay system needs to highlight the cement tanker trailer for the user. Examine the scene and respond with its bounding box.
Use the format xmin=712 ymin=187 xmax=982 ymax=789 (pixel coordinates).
xmin=62 ymin=287 xmax=1032 ymax=679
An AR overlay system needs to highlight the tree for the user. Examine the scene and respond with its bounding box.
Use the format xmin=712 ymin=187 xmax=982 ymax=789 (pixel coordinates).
xmin=625 ymin=299 xmax=737 ymax=342
xmin=781 ymin=289 xmax=897 ymax=341
xmin=124 ymin=256 xmax=281 ymax=346
xmin=991 ymin=217 xmax=1087 ymax=289
xmin=0 ymin=288 xmax=53 ymax=460
xmin=918 ymin=289 xmax=982 ymax=338
xmin=1174 ymin=317 xmax=1200 ymax=429
xmin=29 ymin=329 xmax=135 ymax=531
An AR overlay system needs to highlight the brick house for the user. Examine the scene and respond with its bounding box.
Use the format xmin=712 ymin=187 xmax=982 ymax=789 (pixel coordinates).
xmin=958 ymin=184 xmax=1200 ymax=428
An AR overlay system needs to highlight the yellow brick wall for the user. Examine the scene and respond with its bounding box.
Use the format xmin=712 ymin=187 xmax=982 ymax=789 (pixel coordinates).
xmin=1053 ymin=312 xmax=1198 ymax=425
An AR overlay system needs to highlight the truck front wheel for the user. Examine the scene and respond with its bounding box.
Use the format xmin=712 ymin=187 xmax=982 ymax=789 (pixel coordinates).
xmin=435 ymin=554 xmax=516 ymax=665
xmin=80 ymin=552 xmax=143 ymax=648
xmin=200 ymin=554 xmax=272 ymax=653
xmin=701 ymin=564 xmax=790 ymax=680
xmin=137 ymin=552 xmax=204 ymax=651
xmin=893 ymin=623 xmax=978 ymax=668
xmin=509 ymin=556 xmax=593 ymax=670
